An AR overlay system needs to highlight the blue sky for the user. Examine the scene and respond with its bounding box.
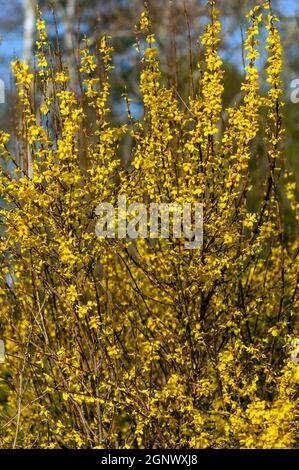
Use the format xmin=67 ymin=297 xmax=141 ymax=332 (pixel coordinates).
xmin=0 ymin=0 xmax=23 ymax=86
xmin=0 ymin=0 xmax=298 ymax=88
xmin=284 ymin=0 xmax=297 ymax=14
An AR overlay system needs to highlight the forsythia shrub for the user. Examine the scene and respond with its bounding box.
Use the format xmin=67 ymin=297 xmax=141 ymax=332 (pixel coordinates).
xmin=0 ymin=0 xmax=298 ymax=448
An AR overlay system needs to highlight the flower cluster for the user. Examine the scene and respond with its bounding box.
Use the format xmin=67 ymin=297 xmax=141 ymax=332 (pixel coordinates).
xmin=0 ymin=1 xmax=298 ymax=449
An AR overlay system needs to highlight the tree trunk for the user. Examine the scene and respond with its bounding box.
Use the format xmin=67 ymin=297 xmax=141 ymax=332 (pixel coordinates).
xmin=23 ymin=0 xmax=36 ymax=64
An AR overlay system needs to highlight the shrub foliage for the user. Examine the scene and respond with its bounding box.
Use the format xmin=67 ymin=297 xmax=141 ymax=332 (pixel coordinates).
xmin=0 ymin=1 xmax=298 ymax=448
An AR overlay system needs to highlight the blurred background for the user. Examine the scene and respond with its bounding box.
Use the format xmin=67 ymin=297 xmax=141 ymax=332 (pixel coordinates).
xmin=0 ymin=0 xmax=299 ymax=181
